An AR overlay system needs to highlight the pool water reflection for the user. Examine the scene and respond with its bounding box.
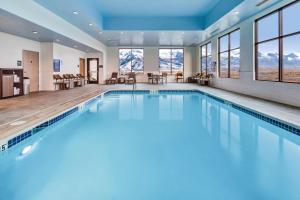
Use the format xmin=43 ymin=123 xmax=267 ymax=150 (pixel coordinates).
xmin=0 ymin=92 xmax=300 ymax=200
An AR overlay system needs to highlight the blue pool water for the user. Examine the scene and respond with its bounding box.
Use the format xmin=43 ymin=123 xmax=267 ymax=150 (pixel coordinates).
xmin=1 ymin=91 xmax=300 ymax=200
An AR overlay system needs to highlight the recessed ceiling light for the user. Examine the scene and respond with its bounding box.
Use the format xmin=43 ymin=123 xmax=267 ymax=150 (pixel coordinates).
xmin=73 ymin=11 xmax=79 ymax=15
xmin=32 ymin=31 xmax=38 ymax=34
xmin=89 ymin=23 xmax=93 ymax=26
xmin=234 ymin=11 xmax=240 ymax=14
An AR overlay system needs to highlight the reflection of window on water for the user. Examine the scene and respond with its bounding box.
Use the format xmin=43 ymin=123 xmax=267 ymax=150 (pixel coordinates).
xmin=218 ymin=106 xmax=241 ymax=161
xmin=159 ymin=95 xmax=183 ymax=120
xmin=258 ymin=127 xmax=279 ymax=164
xmin=119 ymin=95 xmax=144 ymax=120
xmin=229 ymin=112 xmax=240 ymax=160
xmin=220 ymin=107 xmax=229 ymax=149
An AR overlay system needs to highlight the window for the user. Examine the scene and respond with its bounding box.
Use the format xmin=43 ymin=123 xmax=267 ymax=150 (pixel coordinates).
xmin=200 ymin=43 xmax=212 ymax=75
xmin=255 ymin=1 xmax=300 ymax=83
xmin=119 ymin=49 xmax=144 ymax=73
xmin=218 ymin=29 xmax=240 ymax=79
xmin=159 ymin=49 xmax=184 ymax=74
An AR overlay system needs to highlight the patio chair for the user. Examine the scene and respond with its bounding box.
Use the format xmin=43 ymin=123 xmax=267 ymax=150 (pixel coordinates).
xmin=176 ymin=72 xmax=184 ymax=83
xmin=126 ymin=72 xmax=136 ymax=84
xmin=147 ymin=73 xmax=153 ymax=83
xmin=161 ymin=72 xmax=168 ymax=84
xmin=106 ymin=72 xmax=118 ymax=84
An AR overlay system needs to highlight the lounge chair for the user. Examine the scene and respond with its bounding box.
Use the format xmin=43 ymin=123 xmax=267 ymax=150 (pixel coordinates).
xmin=77 ymin=74 xmax=86 ymax=85
xmin=63 ymin=74 xmax=75 ymax=88
xmin=53 ymin=74 xmax=69 ymax=90
xmin=70 ymin=74 xmax=81 ymax=87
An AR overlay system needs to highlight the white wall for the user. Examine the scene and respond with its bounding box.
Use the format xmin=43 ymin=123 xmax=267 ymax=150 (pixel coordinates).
xmin=0 ymin=32 xmax=99 ymax=91
xmin=40 ymin=43 xmax=53 ymax=91
xmin=0 ymin=32 xmax=40 ymax=69
xmin=53 ymin=43 xmax=86 ymax=75
xmin=106 ymin=47 xmax=196 ymax=82
xmin=196 ymin=0 xmax=300 ymax=107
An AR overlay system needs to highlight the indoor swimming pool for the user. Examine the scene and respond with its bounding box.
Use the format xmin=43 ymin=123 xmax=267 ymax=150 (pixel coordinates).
xmin=0 ymin=90 xmax=300 ymax=200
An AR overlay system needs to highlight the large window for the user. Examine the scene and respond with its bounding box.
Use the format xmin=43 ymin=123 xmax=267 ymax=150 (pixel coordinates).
xmin=218 ymin=29 xmax=240 ymax=79
xmin=119 ymin=49 xmax=144 ymax=73
xmin=159 ymin=49 xmax=184 ymax=74
xmin=255 ymin=1 xmax=300 ymax=83
xmin=200 ymin=43 xmax=212 ymax=75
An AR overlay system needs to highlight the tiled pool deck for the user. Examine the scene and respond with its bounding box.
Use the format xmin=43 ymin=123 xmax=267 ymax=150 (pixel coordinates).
xmin=0 ymin=83 xmax=300 ymax=145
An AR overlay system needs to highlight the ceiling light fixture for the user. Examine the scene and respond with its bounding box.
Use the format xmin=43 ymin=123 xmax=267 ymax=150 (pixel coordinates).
xmin=89 ymin=23 xmax=93 ymax=26
xmin=234 ymin=11 xmax=240 ymax=15
xmin=32 ymin=31 xmax=38 ymax=34
xmin=73 ymin=11 xmax=79 ymax=15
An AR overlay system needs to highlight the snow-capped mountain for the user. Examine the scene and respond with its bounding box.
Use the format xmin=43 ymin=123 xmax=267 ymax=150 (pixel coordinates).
xmin=119 ymin=49 xmax=144 ymax=72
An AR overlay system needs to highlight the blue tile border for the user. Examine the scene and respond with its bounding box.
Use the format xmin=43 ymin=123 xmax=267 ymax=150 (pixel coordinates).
xmin=7 ymin=130 xmax=32 ymax=148
xmin=231 ymin=104 xmax=300 ymax=136
xmin=105 ymin=90 xmax=150 ymax=95
xmin=2 ymin=89 xmax=300 ymax=152
xmin=5 ymin=107 xmax=78 ymax=150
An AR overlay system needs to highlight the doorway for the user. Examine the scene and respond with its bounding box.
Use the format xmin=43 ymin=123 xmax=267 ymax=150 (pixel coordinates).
xmin=79 ymin=58 xmax=85 ymax=76
xmin=22 ymin=50 xmax=39 ymax=92
xmin=87 ymin=58 xmax=99 ymax=84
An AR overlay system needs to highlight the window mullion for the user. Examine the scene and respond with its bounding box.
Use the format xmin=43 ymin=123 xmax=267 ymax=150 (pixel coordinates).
xmin=228 ymin=33 xmax=231 ymax=78
xmin=279 ymin=10 xmax=283 ymax=82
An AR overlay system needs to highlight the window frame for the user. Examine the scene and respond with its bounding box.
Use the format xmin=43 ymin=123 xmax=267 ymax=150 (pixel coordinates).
xmin=218 ymin=28 xmax=241 ymax=79
xmin=200 ymin=42 xmax=212 ymax=75
xmin=118 ymin=48 xmax=144 ymax=73
xmin=159 ymin=48 xmax=184 ymax=74
xmin=255 ymin=0 xmax=300 ymax=83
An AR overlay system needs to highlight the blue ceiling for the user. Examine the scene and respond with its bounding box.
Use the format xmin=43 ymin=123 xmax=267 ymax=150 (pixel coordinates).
xmin=34 ymin=0 xmax=245 ymax=31
xmin=96 ymin=0 xmax=220 ymax=17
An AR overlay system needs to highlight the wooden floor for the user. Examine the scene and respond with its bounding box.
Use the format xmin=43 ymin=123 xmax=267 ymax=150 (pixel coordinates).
xmin=0 ymin=83 xmax=300 ymax=142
